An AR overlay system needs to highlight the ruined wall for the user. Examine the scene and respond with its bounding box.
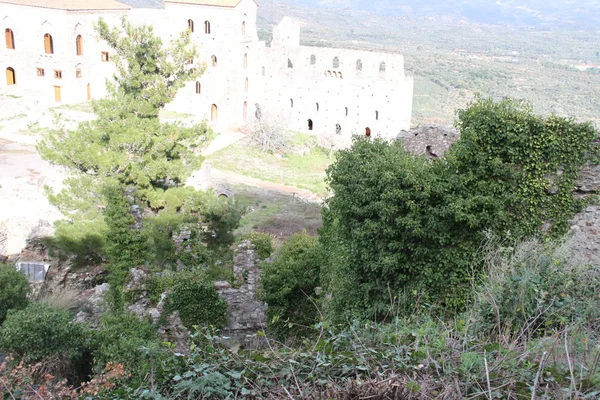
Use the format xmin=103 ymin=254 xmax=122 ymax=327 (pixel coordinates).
xmin=215 ymin=240 xmax=267 ymax=335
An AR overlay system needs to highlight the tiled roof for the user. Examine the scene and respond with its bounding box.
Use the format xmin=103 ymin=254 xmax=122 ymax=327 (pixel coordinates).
xmin=0 ymin=0 xmax=130 ymax=10
xmin=117 ymin=0 xmax=164 ymax=9
xmin=165 ymin=0 xmax=242 ymax=7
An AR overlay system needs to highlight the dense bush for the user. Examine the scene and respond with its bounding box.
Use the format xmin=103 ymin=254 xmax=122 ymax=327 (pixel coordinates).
xmin=321 ymin=98 xmax=597 ymax=320
xmin=240 ymin=231 xmax=274 ymax=259
xmin=472 ymin=237 xmax=600 ymax=338
xmin=0 ymin=302 xmax=88 ymax=363
xmin=0 ymin=263 xmax=30 ymax=325
xmin=93 ymin=311 xmax=160 ymax=381
xmin=166 ymin=270 xmax=228 ymax=329
xmin=260 ymin=232 xmax=323 ymax=338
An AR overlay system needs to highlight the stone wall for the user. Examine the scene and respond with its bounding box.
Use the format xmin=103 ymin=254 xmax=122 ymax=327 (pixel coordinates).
xmin=397 ymin=124 xmax=459 ymax=157
xmin=215 ymin=240 xmax=267 ymax=336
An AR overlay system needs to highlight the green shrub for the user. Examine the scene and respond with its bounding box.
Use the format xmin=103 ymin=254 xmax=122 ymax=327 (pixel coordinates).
xmin=321 ymin=98 xmax=597 ymax=321
xmin=472 ymin=237 xmax=600 ymax=338
xmin=241 ymin=231 xmax=274 ymax=259
xmin=260 ymin=232 xmax=323 ymax=338
xmin=43 ymin=220 xmax=107 ymax=269
xmin=93 ymin=311 xmax=159 ymax=379
xmin=167 ymin=270 xmax=228 ymax=329
xmin=0 ymin=302 xmax=88 ymax=363
xmin=0 ymin=263 xmax=30 ymax=325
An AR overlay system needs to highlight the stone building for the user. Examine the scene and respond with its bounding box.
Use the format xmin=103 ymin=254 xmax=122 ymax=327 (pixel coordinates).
xmin=1 ymin=0 xmax=413 ymax=140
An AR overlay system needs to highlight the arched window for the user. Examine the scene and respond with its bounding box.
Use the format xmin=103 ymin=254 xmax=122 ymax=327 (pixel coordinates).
xmin=211 ymin=55 xmax=217 ymax=67
xmin=5 ymin=29 xmax=14 ymax=49
xmin=356 ymin=59 xmax=362 ymax=71
xmin=310 ymin=54 xmax=316 ymax=65
xmin=379 ymin=61 xmax=386 ymax=72
xmin=44 ymin=33 xmax=54 ymax=54
xmin=335 ymin=123 xmax=341 ymax=135
xmin=211 ymin=104 xmax=218 ymax=123
xmin=333 ymin=56 xmax=339 ymax=69
xmin=316 ymin=103 xmax=319 ymax=112
xmin=188 ymin=19 xmax=194 ymax=32
xmin=6 ymin=67 xmax=16 ymax=85
xmin=204 ymin=21 xmax=211 ymax=34
xmin=290 ymin=99 xmax=294 ymax=108
xmin=195 ymin=81 xmax=201 ymax=94
xmin=345 ymin=107 xmax=348 ymax=117
xmin=375 ymin=110 xmax=379 ymax=120
xmin=244 ymin=53 xmax=248 ymax=68
xmin=288 ymin=58 xmax=293 ymax=68
xmin=244 ymin=77 xmax=248 ymax=93
xmin=243 ymin=101 xmax=248 ymax=122
xmin=339 ymin=72 xmax=343 ymax=78
xmin=241 ymin=21 xmax=246 ymax=35
xmin=365 ymin=127 xmax=371 ymax=137
xmin=76 ymin=35 xmax=83 ymax=56
xmin=333 ymin=71 xmax=338 ymax=78
xmin=308 ymin=119 xmax=313 ymax=131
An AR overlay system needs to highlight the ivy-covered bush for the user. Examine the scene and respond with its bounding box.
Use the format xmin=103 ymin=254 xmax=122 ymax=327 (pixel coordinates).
xmin=240 ymin=231 xmax=274 ymax=259
xmin=166 ymin=270 xmax=228 ymax=329
xmin=321 ymin=97 xmax=598 ymax=321
xmin=0 ymin=302 xmax=88 ymax=363
xmin=0 ymin=263 xmax=30 ymax=325
xmin=260 ymin=232 xmax=323 ymax=338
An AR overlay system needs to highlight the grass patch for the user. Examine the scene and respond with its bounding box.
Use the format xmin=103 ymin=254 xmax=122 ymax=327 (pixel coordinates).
xmin=207 ymin=134 xmax=333 ymax=197
xmin=232 ymin=185 xmax=322 ymax=241
xmin=51 ymin=102 xmax=94 ymax=113
xmin=159 ymin=109 xmax=194 ymax=120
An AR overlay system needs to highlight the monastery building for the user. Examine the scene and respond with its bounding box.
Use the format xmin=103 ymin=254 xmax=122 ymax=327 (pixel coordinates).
xmin=1 ymin=0 xmax=413 ymax=140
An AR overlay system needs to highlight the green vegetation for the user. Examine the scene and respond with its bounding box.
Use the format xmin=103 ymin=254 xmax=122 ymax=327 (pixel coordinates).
xmin=166 ymin=270 xmax=228 ymax=330
xmin=260 ymin=232 xmax=322 ymax=338
xmin=0 ymin=303 xmax=88 ymax=363
xmin=239 ymin=231 xmax=274 ymax=259
xmin=321 ymin=98 xmax=596 ymax=320
xmin=206 ymin=134 xmax=332 ymax=196
xmin=93 ymin=311 xmax=159 ymax=380
xmin=0 ymin=263 xmax=30 ymax=325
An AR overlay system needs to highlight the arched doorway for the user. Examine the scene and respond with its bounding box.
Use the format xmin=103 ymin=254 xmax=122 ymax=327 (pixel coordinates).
xmin=365 ymin=127 xmax=371 ymax=137
xmin=211 ymin=104 xmax=218 ymax=123
xmin=87 ymin=83 xmax=91 ymax=101
xmin=6 ymin=67 xmax=15 ymax=85
xmin=243 ymin=101 xmax=248 ymax=122
xmin=335 ymin=123 xmax=341 ymax=135
xmin=307 ymin=119 xmax=313 ymax=131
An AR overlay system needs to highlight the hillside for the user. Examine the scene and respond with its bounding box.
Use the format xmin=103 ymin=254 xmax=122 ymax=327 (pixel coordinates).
xmin=256 ymin=0 xmax=600 ymax=127
xmin=277 ymin=0 xmax=600 ymax=28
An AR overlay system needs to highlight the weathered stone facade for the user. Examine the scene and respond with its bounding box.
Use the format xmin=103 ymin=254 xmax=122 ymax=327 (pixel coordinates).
xmin=397 ymin=124 xmax=459 ymax=157
xmin=1 ymin=0 xmax=413 ymax=141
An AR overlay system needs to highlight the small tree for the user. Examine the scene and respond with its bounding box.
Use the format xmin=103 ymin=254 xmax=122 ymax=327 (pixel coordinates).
xmin=38 ymin=17 xmax=210 ymax=216
xmin=245 ymin=111 xmax=291 ymax=153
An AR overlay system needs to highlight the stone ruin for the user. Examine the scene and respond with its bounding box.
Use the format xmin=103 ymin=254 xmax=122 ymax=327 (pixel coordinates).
xmin=214 ymin=240 xmax=268 ymax=336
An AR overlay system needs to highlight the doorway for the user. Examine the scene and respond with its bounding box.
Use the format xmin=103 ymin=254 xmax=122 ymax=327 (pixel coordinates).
xmin=308 ymin=119 xmax=313 ymax=131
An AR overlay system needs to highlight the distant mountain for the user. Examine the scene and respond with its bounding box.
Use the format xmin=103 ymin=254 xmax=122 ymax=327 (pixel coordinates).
xmin=280 ymin=0 xmax=600 ymax=28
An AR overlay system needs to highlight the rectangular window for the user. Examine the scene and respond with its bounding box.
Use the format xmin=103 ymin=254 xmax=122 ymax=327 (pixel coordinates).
xmin=101 ymin=51 xmax=109 ymax=62
xmin=76 ymin=69 xmax=82 ymax=79
xmin=36 ymin=68 xmax=45 ymax=77
xmin=54 ymin=70 xmax=62 ymax=79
